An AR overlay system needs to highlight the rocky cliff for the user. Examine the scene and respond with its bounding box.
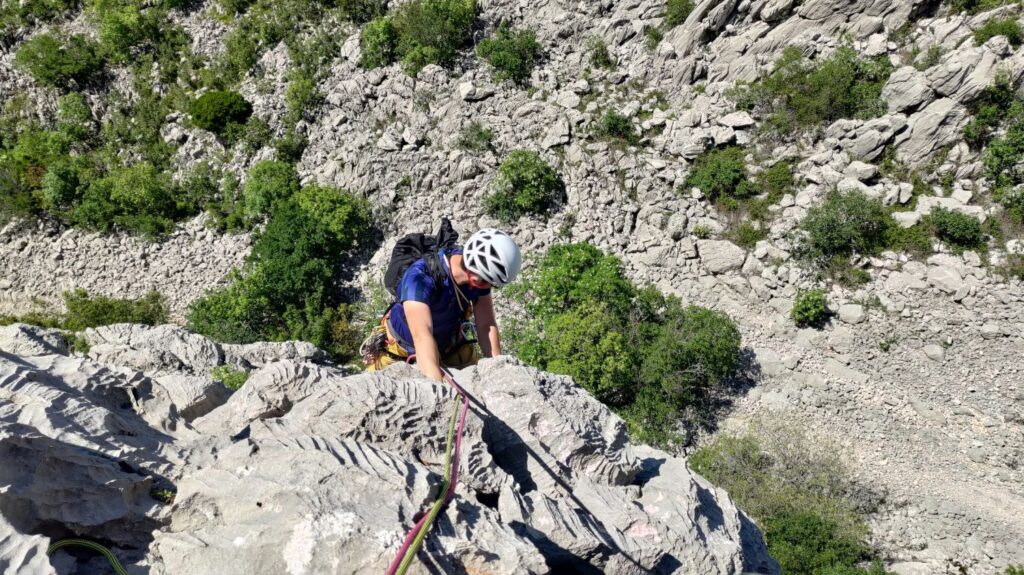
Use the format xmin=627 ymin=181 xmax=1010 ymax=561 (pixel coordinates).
xmin=0 ymin=322 xmax=775 ymax=574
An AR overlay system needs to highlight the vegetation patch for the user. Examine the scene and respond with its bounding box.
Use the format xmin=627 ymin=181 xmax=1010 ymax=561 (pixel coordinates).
xmin=665 ymin=0 xmax=694 ymax=27
xmin=504 ymin=243 xmax=742 ymax=449
xmin=359 ymin=0 xmax=475 ymax=75
xmin=684 ymin=146 xmax=755 ymax=201
xmin=15 ymin=33 xmax=104 ymax=89
xmin=732 ymin=46 xmax=892 ymax=137
xmin=690 ymin=421 xmax=889 ymax=575
xmin=188 ymin=187 xmax=372 ymax=360
xmin=484 ymin=150 xmax=564 ymax=223
xmin=791 ymin=289 xmax=830 ymax=328
xmin=211 ymin=364 xmax=249 ymax=390
xmin=974 ymin=17 xmax=1023 ymax=48
xmin=456 ymin=121 xmax=494 ymax=153
xmin=587 ymin=36 xmax=615 ymax=70
xmin=190 ymin=90 xmax=253 ymax=140
xmin=593 ymin=110 xmax=640 ymax=147
xmin=929 ymin=207 xmax=985 ymax=252
xmin=242 ymin=160 xmax=301 ymax=219
xmin=476 ymin=24 xmax=542 ymax=86
xmin=0 ymin=290 xmax=167 ymax=334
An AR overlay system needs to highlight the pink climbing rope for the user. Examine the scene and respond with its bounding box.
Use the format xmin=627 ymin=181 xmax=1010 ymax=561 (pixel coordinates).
xmin=386 ymin=368 xmax=470 ymax=575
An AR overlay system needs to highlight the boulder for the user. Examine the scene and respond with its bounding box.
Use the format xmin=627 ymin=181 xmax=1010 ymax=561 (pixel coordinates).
xmin=0 ymin=323 xmax=69 ymax=356
xmin=697 ymin=240 xmax=747 ymax=273
xmin=882 ymin=66 xmax=935 ymax=113
xmin=895 ymin=99 xmax=968 ymax=167
xmin=838 ymin=304 xmax=866 ymax=324
xmin=927 ymin=265 xmax=964 ymax=294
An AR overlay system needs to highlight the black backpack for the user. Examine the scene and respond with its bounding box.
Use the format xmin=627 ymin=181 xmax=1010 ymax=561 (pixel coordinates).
xmin=383 ymin=218 xmax=460 ymax=300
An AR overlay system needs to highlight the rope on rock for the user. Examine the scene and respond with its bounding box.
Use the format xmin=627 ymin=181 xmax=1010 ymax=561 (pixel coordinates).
xmin=386 ymin=367 xmax=470 ymax=575
xmin=47 ymin=538 xmax=130 ymax=575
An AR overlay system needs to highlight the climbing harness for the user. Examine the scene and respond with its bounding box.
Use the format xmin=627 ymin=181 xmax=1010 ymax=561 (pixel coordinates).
xmin=47 ymin=539 xmax=130 ymax=575
xmin=386 ymin=366 xmax=470 ymax=575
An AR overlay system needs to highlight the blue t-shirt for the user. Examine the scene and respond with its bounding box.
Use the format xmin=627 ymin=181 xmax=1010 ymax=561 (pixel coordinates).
xmin=389 ymin=250 xmax=491 ymax=353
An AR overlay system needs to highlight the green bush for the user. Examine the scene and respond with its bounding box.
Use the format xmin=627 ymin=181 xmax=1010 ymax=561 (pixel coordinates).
xmin=690 ymin=423 xmax=884 ymax=575
xmin=191 ymin=90 xmax=253 ymax=138
xmin=211 ymin=365 xmax=249 ymax=390
xmin=735 ymin=46 xmax=892 ymax=136
xmin=593 ymin=110 xmax=639 ymax=147
xmin=93 ymin=0 xmax=159 ymax=62
xmin=665 ymin=0 xmax=693 ymax=27
xmin=293 ymin=183 xmax=372 ymax=240
xmin=945 ymin=0 xmax=1015 ymax=13
xmin=456 ymin=121 xmax=493 ymax=152
xmin=974 ymin=17 xmax=1023 ymax=48
xmin=188 ymin=191 xmax=371 ymax=358
xmin=57 ymin=92 xmax=95 ymax=144
xmin=929 ymin=207 xmax=984 ymax=252
xmin=505 ymin=243 xmax=742 ymax=448
xmin=337 ymin=0 xmax=386 ymax=23
xmin=791 ymin=289 xmax=830 ymax=327
xmin=885 ymin=222 xmax=933 ymax=258
xmin=219 ymin=0 xmax=255 ymax=14
xmin=801 ymin=190 xmax=892 ymax=260
xmin=73 ymin=162 xmax=181 ymax=236
xmin=63 ymin=289 xmax=168 ymax=331
xmin=587 ymin=36 xmax=614 ymax=69
xmin=484 ymin=149 xmax=563 ymax=223
xmin=243 ymin=160 xmax=300 ymax=217
xmin=359 ymin=17 xmax=398 ymax=68
xmin=684 ymin=146 xmax=754 ymax=200
xmin=15 ymin=33 xmax=104 ymax=89
xmin=41 ymin=155 xmax=92 ymax=210
xmin=964 ymin=74 xmax=1015 ymax=149
xmin=476 ymin=24 xmax=542 ymax=85
xmin=389 ymin=0 xmax=475 ymax=75
xmin=728 ymin=221 xmax=767 ymax=249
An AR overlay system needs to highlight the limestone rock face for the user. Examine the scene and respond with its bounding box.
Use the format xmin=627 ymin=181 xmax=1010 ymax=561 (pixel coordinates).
xmin=0 ymin=326 xmax=775 ymax=574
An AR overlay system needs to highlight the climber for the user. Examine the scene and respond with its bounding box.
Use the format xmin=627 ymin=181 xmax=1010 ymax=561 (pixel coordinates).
xmin=361 ymin=226 xmax=522 ymax=381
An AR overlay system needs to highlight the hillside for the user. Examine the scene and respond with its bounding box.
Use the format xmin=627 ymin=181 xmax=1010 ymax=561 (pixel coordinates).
xmin=1 ymin=0 xmax=1024 ymax=573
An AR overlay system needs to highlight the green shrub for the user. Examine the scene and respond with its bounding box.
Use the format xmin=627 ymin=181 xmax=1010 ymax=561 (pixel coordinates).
xmin=211 ymin=364 xmax=249 ymax=390
xmin=56 ymin=93 xmax=95 ymax=144
xmin=73 ymin=162 xmax=180 ymax=236
xmin=456 ymin=121 xmax=493 ymax=152
xmin=735 ymin=46 xmax=892 ymax=136
xmin=188 ymin=192 xmax=371 ymax=357
xmin=337 ymin=0 xmax=386 ymax=23
xmin=359 ymin=17 xmax=398 ymax=68
xmin=801 ymin=190 xmax=892 ymax=260
xmin=505 ymin=243 xmax=742 ymax=449
xmin=945 ymin=0 xmax=1015 ymax=13
xmin=41 ymin=155 xmax=92 ymax=210
xmin=791 ymin=289 xmax=829 ymax=327
xmin=391 ymin=0 xmax=475 ymax=75
xmin=15 ymin=33 xmax=104 ymax=89
xmin=929 ymin=207 xmax=984 ymax=252
xmin=476 ymin=25 xmax=542 ymax=85
xmin=63 ymin=289 xmax=168 ymax=331
xmin=1006 ymin=565 xmax=1024 ymax=575
xmin=665 ymin=0 xmax=693 ymax=27
xmin=974 ymin=17 xmax=1023 ymax=48
xmin=243 ymin=160 xmax=300 ymax=217
xmin=284 ymin=69 xmax=319 ymax=124
xmin=293 ymin=183 xmax=372 ymax=240
xmin=689 ymin=423 xmax=882 ymax=575
xmin=93 ymin=0 xmax=159 ymax=62
xmin=593 ymin=110 xmax=639 ymax=147
xmin=484 ymin=149 xmax=563 ymax=223
xmin=587 ymin=36 xmax=614 ymax=69
xmin=728 ymin=221 xmax=767 ymax=249
xmin=190 ymin=90 xmax=253 ymax=138
xmin=684 ymin=146 xmax=754 ymax=200
xmin=964 ymin=74 xmax=1015 ymax=149
xmin=219 ymin=0 xmax=255 ymax=14
xmin=275 ymin=128 xmax=308 ymax=163
xmin=645 ymin=27 xmax=663 ymax=50
xmin=885 ymin=222 xmax=932 ymax=258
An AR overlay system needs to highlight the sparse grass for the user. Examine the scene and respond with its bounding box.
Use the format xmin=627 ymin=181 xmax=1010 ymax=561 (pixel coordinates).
xmin=587 ymin=36 xmax=614 ymax=70
xmin=665 ymin=0 xmax=694 ymax=27
xmin=732 ymin=46 xmax=892 ymax=138
xmin=456 ymin=121 xmax=494 ymax=153
xmin=974 ymin=17 xmax=1023 ymax=48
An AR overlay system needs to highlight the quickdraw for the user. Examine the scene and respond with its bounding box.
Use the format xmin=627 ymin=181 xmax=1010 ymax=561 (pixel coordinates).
xmin=386 ymin=367 xmax=470 ymax=575
xmin=47 ymin=538 xmax=130 ymax=575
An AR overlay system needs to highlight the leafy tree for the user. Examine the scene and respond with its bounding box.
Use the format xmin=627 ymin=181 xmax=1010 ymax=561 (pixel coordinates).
xmin=15 ymin=33 xmax=104 ymax=89
xmin=359 ymin=17 xmax=398 ymax=68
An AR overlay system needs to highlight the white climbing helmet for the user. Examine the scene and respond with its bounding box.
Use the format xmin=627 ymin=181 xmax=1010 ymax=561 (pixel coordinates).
xmin=463 ymin=228 xmax=522 ymax=287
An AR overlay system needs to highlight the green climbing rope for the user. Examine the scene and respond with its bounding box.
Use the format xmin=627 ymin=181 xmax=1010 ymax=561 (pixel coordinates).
xmin=47 ymin=539 xmax=130 ymax=575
